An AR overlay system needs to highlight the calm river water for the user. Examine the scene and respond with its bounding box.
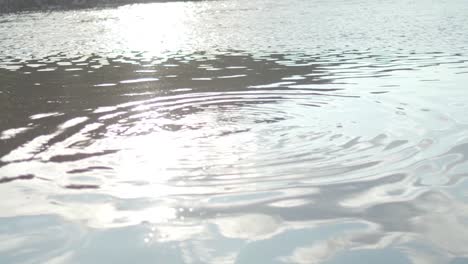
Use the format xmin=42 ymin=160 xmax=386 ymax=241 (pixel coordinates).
xmin=1 ymin=0 xmax=468 ymax=263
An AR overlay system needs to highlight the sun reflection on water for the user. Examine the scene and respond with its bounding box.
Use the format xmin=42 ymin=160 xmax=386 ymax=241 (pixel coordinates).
xmin=108 ymin=2 xmax=203 ymax=56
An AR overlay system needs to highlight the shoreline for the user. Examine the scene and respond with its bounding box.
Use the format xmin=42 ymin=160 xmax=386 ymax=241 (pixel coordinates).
xmin=0 ymin=0 xmax=203 ymax=14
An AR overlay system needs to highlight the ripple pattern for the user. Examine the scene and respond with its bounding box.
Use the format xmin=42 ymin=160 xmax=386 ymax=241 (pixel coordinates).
xmin=1 ymin=0 xmax=468 ymax=263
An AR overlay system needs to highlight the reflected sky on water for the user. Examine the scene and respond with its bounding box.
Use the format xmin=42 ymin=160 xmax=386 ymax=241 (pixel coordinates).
xmin=1 ymin=0 xmax=468 ymax=263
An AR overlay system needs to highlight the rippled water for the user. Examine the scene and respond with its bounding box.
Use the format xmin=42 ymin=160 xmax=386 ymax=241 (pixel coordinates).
xmin=1 ymin=0 xmax=468 ymax=263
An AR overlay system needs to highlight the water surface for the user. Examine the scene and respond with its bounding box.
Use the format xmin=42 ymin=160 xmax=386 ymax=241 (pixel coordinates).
xmin=1 ymin=0 xmax=468 ymax=263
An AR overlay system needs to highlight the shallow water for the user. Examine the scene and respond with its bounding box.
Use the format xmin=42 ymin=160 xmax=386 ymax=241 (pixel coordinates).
xmin=1 ymin=0 xmax=468 ymax=263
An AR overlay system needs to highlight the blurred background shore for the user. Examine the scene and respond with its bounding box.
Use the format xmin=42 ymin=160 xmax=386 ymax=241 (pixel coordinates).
xmin=0 ymin=0 xmax=200 ymax=13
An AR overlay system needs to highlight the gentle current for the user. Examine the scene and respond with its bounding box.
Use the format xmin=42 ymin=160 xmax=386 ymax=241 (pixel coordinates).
xmin=1 ymin=0 xmax=468 ymax=263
